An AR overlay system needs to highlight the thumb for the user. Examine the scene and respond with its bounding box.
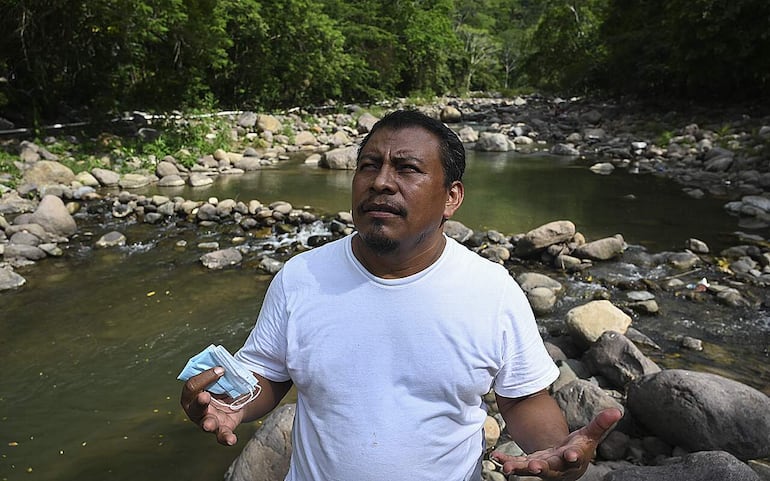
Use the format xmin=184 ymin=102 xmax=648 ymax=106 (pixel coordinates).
xmin=186 ymin=366 xmax=225 ymax=394
xmin=581 ymin=408 xmax=623 ymax=442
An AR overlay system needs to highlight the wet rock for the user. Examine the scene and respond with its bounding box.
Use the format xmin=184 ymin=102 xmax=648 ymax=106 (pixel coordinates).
xmin=479 ymin=244 xmax=510 ymax=264
xmin=4 ymin=243 xmax=47 ymax=261
xmin=583 ymin=331 xmax=661 ymax=389
xmin=627 ymin=369 xmax=770 ymax=460
xmin=680 ymin=336 xmax=703 ymax=351
xmin=565 ymin=300 xmax=632 ymax=347
xmin=259 ymin=256 xmax=284 ymax=275
xmin=572 ymin=234 xmax=625 ymax=261
xmin=686 ymin=238 xmax=709 ymax=254
xmin=95 ymin=231 xmax=126 ymax=248
xmin=225 ymin=404 xmax=294 ymax=481
xmin=189 ymin=173 xmax=214 ymax=187
xmin=514 ymin=220 xmax=576 ymax=257
xmin=200 ymin=248 xmax=242 ymax=269
xmin=603 ymin=451 xmax=760 ymax=481
xmin=0 ymin=267 xmax=26 ymax=290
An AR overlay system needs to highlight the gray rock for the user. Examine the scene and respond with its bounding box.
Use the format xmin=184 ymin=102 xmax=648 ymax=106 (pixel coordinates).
xmin=686 ymin=238 xmax=710 ymax=254
xmin=257 ymin=114 xmax=282 ymax=133
xmin=259 ymin=256 xmax=284 ymax=275
xmin=321 ymin=146 xmax=358 ymax=170
xmin=95 ymin=231 xmax=126 ymax=248
xmin=603 ymin=451 xmax=760 ymax=481
xmin=91 ymin=168 xmax=121 ymax=186
xmin=553 ymin=379 xmax=624 ymax=432
xmin=237 ymin=111 xmax=258 ymax=128
xmin=225 ymin=404 xmax=295 ymax=481
xmin=356 ymin=112 xmax=379 ymax=133
xmin=551 ymin=143 xmax=580 ymax=156
xmin=21 ymin=160 xmax=76 ymax=191
xmin=27 ymin=195 xmax=77 ymax=236
xmin=515 ymin=220 xmax=576 ymax=257
xmin=572 ymin=234 xmax=625 ymax=260
xmin=4 ymin=243 xmax=47 ymax=261
xmin=627 ymin=369 xmax=770 ymax=460
xmin=0 ymin=267 xmax=26 ymax=290
xmin=200 ymin=248 xmax=242 ymax=269
xmin=582 ymin=331 xmax=661 ymax=389
xmin=119 ymin=173 xmax=154 ymax=189
xmin=443 ymin=220 xmax=473 ymax=244
xmin=475 ymin=132 xmax=513 ymax=152
xmin=189 ymin=173 xmax=214 ymax=187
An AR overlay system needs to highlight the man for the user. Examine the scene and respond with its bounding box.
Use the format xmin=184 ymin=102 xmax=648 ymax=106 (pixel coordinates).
xmin=181 ymin=110 xmax=622 ymax=480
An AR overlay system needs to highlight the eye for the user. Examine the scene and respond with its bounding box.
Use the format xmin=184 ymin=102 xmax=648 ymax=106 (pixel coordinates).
xmin=357 ymin=160 xmax=379 ymax=171
xmin=398 ymin=163 xmax=421 ymax=173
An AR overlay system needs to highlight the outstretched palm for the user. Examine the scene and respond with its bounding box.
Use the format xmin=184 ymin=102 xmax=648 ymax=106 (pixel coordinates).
xmin=491 ymin=408 xmax=623 ymax=481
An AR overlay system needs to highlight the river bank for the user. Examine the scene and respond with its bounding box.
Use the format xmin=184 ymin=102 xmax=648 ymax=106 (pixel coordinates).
xmin=1 ymin=96 xmax=769 ymax=480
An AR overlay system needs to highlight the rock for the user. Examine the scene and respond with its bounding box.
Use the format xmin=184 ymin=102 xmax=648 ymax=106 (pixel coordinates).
xmin=572 ymin=234 xmax=625 ymax=260
xmin=686 ymin=238 xmax=709 ymax=254
xmin=21 ymin=160 xmax=76 ymax=191
xmin=257 ymin=114 xmax=282 ymax=133
xmin=356 ymin=112 xmax=379 ymax=133
xmin=119 ymin=173 xmax=154 ymax=189
xmin=627 ymin=369 xmax=770 ymax=460
xmin=590 ymin=162 xmax=615 ymax=175
xmin=479 ymin=244 xmax=510 ymax=264
xmin=0 ymin=267 xmax=26 ymax=290
xmin=484 ymin=415 xmax=501 ymax=448
xmin=200 ymin=248 xmax=243 ymax=269
xmin=259 ymin=256 xmax=284 ymax=274
xmin=553 ymin=379 xmax=624 ymax=432
xmin=4 ymin=243 xmax=47 ymax=261
xmin=225 ymin=404 xmax=295 ymax=481
xmin=582 ymin=331 xmax=661 ymax=389
xmin=321 ymin=146 xmax=358 ymax=170
xmin=603 ymin=451 xmax=760 ymax=481
xmin=95 ymin=231 xmax=127 ymax=248
xmin=158 ymin=174 xmax=186 ymax=187
xmin=91 ymin=168 xmax=121 ymax=186
xmin=475 ymin=132 xmax=513 ymax=152
xmin=294 ymin=131 xmax=317 ymax=146
xmin=237 ymin=111 xmax=258 ymax=128
xmin=514 ymin=220 xmax=576 ymax=257
xmin=0 ymin=191 xmax=37 ymax=214
xmin=565 ymin=300 xmax=632 ymax=347
xmin=457 ymin=126 xmax=478 ymax=143
xmin=156 ymin=160 xmax=180 ymax=177
xmin=189 ymin=173 xmax=214 ymax=187
xmin=440 ymin=106 xmax=462 ymax=123
xmin=27 ymin=195 xmax=77 ymax=236
xmin=551 ymin=143 xmax=580 ymax=156
xmin=443 ymin=220 xmax=473 ymax=244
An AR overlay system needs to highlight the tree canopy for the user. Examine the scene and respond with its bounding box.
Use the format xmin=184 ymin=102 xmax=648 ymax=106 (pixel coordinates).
xmin=1 ymin=0 xmax=768 ymax=125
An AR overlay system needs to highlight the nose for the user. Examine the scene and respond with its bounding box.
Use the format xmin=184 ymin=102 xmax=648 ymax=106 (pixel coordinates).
xmin=372 ymin=163 xmax=397 ymax=193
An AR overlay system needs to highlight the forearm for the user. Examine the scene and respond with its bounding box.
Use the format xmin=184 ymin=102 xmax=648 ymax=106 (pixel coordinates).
xmin=496 ymin=389 xmax=569 ymax=453
xmin=239 ymin=374 xmax=293 ymax=423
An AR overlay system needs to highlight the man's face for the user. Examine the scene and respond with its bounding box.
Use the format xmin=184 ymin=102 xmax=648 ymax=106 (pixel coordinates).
xmin=352 ymin=126 xmax=463 ymax=254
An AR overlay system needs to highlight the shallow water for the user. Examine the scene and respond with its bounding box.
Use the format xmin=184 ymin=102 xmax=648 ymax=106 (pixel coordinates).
xmin=1 ymin=151 xmax=768 ymax=480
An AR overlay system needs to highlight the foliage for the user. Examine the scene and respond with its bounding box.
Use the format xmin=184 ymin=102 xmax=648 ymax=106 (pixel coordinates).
xmin=0 ymin=0 xmax=768 ymax=126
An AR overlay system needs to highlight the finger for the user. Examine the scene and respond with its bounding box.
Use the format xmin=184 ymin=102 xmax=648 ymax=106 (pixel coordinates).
xmin=216 ymin=426 xmax=238 ymax=446
xmin=184 ymin=366 xmax=225 ymax=396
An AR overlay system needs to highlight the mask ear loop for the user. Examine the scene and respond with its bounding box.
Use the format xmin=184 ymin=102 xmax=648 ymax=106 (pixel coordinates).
xmin=210 ymin=383 xmax=262 ymax=411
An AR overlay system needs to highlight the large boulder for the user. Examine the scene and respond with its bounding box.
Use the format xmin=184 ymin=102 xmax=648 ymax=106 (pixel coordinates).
xmin=26 ymin=194 xmax=77 ymax=236
xmin=225 ymin=404 xmax=295 ymax=481
xmin=627 ymin=370 xmax=770 ymax=460
xmin=582 ymin=331 xmax=661 ymax=389
xmin=603 ymin=451 xmax=759 ymax=481
xmin=321 ymin=146 xmax=358 ymax=170
xmin=20 ymin=160 xmax=76 ymax=191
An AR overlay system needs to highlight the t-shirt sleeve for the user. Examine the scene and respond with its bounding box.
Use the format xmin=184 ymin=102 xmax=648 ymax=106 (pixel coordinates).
xmin=493 ymin=279 xmax=559 ymax=398
xmin=234 ymin=269 xmax=292 ymax=382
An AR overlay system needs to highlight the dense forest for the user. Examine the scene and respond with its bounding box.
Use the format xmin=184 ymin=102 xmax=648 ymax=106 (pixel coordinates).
xmin=1 ymin=0 xmax=769 ymax=125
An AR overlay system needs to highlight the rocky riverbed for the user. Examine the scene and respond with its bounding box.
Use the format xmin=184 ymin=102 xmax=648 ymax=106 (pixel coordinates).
xmin=1 ymin=96 xmax=769 ymax=480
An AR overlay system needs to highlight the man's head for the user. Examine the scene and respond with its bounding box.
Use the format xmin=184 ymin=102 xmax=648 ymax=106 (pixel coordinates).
xmin=357 ymin=110 xmax=465 ymax=187
xmin=351 ymin=110 xmax=465 ymax=258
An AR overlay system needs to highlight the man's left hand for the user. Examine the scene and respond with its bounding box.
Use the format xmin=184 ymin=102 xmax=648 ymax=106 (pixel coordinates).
xmin=490 ymin=408 xmax=623 ymax=481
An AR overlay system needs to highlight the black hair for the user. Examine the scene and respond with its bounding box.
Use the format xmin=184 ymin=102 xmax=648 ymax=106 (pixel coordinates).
xmin=356 ymin=110 xmax=465 ymax=186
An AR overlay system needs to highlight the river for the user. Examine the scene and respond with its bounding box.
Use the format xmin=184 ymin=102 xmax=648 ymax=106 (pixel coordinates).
xmin=1 ymin=150 xmax=768 ymax=481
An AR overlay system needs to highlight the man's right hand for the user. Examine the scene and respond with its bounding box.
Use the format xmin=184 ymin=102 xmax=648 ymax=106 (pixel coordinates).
xmin=180 ymin=366 xmax=245 ymax=446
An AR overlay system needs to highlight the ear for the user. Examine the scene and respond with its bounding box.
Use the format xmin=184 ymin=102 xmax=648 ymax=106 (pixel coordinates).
xmin=443 ymin=181 xmax=464 ymax=220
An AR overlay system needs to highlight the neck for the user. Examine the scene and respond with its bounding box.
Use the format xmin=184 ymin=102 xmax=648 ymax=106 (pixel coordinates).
xmin=352 ymin=233 xmax=447 ymax=279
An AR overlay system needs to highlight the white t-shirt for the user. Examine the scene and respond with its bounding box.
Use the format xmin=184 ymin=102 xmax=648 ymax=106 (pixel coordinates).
xmin=235 ymin=234 xmax=558 ymax=481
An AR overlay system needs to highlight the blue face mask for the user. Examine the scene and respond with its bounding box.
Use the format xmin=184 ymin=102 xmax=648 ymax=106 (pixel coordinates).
xmin=178 ymin=344 xmax=261 ymax=410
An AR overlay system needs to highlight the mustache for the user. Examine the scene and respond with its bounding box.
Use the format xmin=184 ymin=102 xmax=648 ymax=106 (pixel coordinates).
xmin=358 ymin=200 xmax=407 ymax=216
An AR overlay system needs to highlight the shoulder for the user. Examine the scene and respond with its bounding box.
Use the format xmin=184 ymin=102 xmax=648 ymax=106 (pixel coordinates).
xmin=278 ymin=234 xmax=350 ymax=278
